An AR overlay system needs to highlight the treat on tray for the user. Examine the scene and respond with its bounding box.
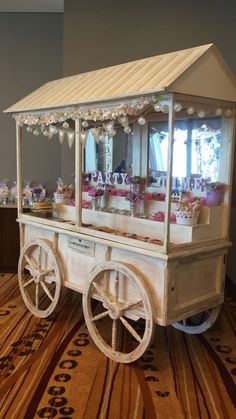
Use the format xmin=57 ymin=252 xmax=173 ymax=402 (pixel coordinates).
xmin=89 ymin=224 xmax=163 ymax=246
xmin=32 ymin=201 xmax=52 ymax=211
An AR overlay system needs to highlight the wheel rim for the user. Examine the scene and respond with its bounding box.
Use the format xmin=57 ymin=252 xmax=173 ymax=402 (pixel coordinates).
xmin=83 ymin=262 xmax=154 ymax=363
xmin=171 ymin=305 xmax=222 ymax=334
xmin=18 ymin=239 xmax=62 ymax=318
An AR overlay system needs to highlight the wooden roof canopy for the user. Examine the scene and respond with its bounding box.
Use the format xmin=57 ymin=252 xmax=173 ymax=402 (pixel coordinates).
xmin=5 ymin=43 xmax=236 ymax=116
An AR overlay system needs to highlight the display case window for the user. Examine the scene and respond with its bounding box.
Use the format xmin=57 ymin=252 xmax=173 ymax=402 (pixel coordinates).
xmin=149 ymin=117 xmax=222 ymax=183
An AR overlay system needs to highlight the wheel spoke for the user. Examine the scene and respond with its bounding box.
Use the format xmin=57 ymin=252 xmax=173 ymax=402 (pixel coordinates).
xmin=35 ymin=283 xmax=39 ymax=310
xmin=120 ymin=316 xmax=142 ymax=343
xmin=91 ymin=310 xmax=109 ymax=322
xmin=112 ymin=319 xmax=118 ymax=350
xmin=23 ymin=277 xmax=35 ymax=288
xmin=24 ymin=254 xmax=36 ymax=272
xmin=41 ymin=266 xmax=55 ymax=277
xmin=122 ymin=299 xmax=142 ymax=312
xmin=24 ymin=264 xmax=34 ymax=276
xmin=114 ymin=271 xmax=119 ymax=303
xmin=93 ymin=282 xmax=112 ymax=305
xmin=37 ymin=245 xmax=42 ymax=269
xmin=40 ymin=281 xmax=54 ymax=302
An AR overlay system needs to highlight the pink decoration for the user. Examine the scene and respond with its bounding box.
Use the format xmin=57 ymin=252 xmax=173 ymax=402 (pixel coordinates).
xmin=149 ymin=212 xmax=165 ymax=222
xmin=170 ymin=213 xmax=176 ymax=222
xmin=199 ymin=198 xmax=207 ymax=205
xmin=88 ymin=188 xmax=104 ymax=197
xmin=116 ymin=189 xmax=128 ymax=197
xmin=153 ymin=193 xmax=165 ymax=201
xmin=144 ymin=193 xmax=153 ymax=201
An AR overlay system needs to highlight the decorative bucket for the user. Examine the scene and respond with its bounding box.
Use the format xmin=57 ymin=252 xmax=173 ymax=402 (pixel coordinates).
xmin=54 ymin=193 xmax=70 ymax=204
xmin=206 ymin=189 xmax=222 ymax=206
xmin=175 ymin=210 xmax=200 ymax=225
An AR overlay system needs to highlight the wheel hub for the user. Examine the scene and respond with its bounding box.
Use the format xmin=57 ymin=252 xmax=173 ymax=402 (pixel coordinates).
xmin=108 ymin=302 xmax=122 ymax=320
xmin=33 ymin=270 xmax=41 ymax=283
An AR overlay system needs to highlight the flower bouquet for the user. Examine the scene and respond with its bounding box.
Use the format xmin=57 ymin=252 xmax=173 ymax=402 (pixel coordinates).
xmin=54 ymin=178 xmax=73 ymax=204
xmin=31 ymin=186 xmax=43 ymax=202
xmin=175 ymin=201 xmax=200 ymax=225
xmin=205 ymin=181 xmax=225 ymax=206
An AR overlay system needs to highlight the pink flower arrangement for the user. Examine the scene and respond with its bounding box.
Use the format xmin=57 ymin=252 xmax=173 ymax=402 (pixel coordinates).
xmin=144 ymin=192 xmax=165 ymax=201
xmin=149 ymin=212 xmax=165 ymax=221
xmin=116 ymin=189 xmax=128 ymax=197
xmin=153 ymin=193 xmax=165 ymax=201
xmin=170 ymin=213 xmax=176 ymax=222
xmin=125 ymin=192 xmax=143 ymax=206
xmin=106 ymin=187 xmax=128 ymax=197
xmin=82 ymin=200 xmax=90 ymax=208
xmin=88 ymin=187 xmax=104 ymax=197
xmin=109 ymin=188 xmax=118 ymax=196
xmin=205 ymin=181 xmax=225 ymax=191
xmin=69 ymin=199 xmax=90 ymax=208
xmin=148 ymin=212 xmax=176 ymax=222
xmin=144 ymin=193 xmax=154 ymax=201
xmin=199 ymin=197 xmax=207 ymax=205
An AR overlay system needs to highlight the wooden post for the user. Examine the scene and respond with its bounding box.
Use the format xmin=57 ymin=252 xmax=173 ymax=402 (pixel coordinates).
xmin=132 ymin=122 xmax=141 ymax=176
xmin=224 ymin=108 xmax=236 ymax=239
xmin=163 ymin=97 xmax=175 ymax=253
xmin=75 ymin=119 xmax=82 ymax=227
xmin=16 ymin=123 xmax=23 ymax=216
xmin=186 ymin=120 xmax=192 ymax=178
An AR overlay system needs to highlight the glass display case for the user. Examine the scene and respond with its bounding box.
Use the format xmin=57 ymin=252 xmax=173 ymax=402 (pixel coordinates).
xmin=5 ymin=44 xmax=236 ymax=363
xmin=43 ymin=93 xmax=234 ymax=252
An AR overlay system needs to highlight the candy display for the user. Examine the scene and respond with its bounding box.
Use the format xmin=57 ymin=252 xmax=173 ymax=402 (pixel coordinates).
xmin=90 ymin=225 xmax=163 ymax=245
xmin=0 ymin=179 xmax=9 ymax=203
xmin=6 ymin=43 xmax=235 ymax=365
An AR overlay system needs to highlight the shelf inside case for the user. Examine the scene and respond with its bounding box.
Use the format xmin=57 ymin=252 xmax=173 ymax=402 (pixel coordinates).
xmin=52 ymin=203 xmax=225 ymax=245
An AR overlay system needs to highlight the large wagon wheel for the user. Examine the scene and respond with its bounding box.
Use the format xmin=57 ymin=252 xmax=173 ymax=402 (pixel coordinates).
xmin=18 ymin=238 xmax=62 ymax=318
xmin=83 ymin=261 xmax=155 ymax=363
xmin=171 ymin=305 xmax=222 ymax=334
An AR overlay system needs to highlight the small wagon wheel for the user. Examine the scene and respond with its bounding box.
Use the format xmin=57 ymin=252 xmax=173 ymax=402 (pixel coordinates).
xmin=171 ymin=304 xmax=222 ymax=334
xmin=18 ymin=238 xmax=62 ymax=318
xmin=83 ymin=261 xmax=155 ymax=363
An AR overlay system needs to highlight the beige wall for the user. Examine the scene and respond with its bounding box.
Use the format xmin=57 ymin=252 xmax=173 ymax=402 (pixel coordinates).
xmin=0 ymin=12 xmax=63 ymax=192
xmin=63 ymin=0 xmax=236 ymax=76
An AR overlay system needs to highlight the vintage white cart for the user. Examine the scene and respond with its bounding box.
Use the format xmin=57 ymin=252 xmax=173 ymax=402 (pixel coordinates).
xmin=5 ymin=44 xmax=236 ymax=363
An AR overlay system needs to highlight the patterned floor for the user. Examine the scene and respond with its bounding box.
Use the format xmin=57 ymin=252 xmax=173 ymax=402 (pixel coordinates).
xmin=0 ymin=273 xmax=235 ymax=419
